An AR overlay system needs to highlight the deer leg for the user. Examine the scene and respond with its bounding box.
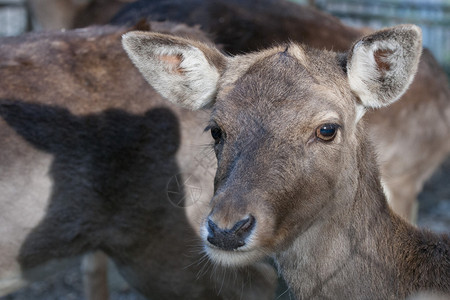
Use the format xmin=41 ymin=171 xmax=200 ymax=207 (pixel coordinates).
xmin=81 ymin=251 xmax=109 ymax=300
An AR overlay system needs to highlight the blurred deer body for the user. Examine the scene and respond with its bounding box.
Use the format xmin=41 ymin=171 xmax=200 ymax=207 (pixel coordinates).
xmin=0 ymin=23 xmax=277 ymax=299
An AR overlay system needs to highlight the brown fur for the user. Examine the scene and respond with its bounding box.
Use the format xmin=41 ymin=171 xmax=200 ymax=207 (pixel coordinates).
xmin=0 ymin=23 xmax=277 ymax=299
xmin=123 ymin=26 xmax=450 ymax=299
xmin=28 ymin=0 xmax=128 ymax=30
xmin=114 ymin=0 xmax=450 ymax=222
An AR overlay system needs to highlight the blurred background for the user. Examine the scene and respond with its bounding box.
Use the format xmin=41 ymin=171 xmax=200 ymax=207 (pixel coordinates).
xmin=0 ymin=0 xmax=448 ymax=299
xmin=305 ymin=0 xmax=450 ymax=76
xmin=1 ymin=0 xmax=449 ymax=76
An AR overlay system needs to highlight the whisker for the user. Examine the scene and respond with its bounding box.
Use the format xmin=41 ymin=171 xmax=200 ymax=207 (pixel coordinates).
xmin=276 ymin=286 xmax=292 ymax=300
xmin=182 ymin=252 xmax=209 ymax=270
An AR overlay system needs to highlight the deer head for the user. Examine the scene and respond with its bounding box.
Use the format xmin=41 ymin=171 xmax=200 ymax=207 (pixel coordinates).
xmin=122 ymin=25 xmax=422 ymax=267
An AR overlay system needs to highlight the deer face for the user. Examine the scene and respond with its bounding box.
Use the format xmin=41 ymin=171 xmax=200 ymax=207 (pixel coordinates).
xmin=122 ymin=25 xmax=422 ymax=266
xmin=202 ymin=47 xmax=363 ymax=265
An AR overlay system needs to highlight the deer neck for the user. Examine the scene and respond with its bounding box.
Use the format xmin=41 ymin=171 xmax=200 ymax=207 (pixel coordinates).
xmin=275 ymin=137 xmax=450 ymax=299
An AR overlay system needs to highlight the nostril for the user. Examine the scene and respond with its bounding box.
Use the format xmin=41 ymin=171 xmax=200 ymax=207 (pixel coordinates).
xmin=232 ymin=215 xmax=256 ymax=237
xmin=207 ymin=218 xmax=218 ymax=235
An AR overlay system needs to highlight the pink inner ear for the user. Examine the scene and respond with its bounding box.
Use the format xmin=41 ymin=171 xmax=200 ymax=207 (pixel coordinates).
xmin=160 ymin=54 xmax=185 ymax=74
xmin=374 ymin=49 xmax=393 ymax=72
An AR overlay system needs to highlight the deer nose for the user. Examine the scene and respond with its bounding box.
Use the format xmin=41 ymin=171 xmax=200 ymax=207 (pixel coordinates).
xmin=206 ymin=215 xmax=256 ymax=250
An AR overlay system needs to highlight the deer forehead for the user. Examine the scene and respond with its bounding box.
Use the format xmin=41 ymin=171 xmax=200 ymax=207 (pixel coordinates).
xmin=214 ymin=45 xmax=355 ymax=132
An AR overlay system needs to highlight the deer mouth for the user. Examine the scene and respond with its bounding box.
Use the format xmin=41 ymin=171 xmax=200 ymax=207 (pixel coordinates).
xmin=204 ymin=246 xmax=264 ymax=267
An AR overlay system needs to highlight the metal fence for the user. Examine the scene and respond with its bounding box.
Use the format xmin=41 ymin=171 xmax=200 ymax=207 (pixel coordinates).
xmin=0 ymin=0 xmax=29 ymax=36
xmin=1 ymin=0 xmax=449 ymax=75
xmin=313 ymin=0 xmax=450 ymax=76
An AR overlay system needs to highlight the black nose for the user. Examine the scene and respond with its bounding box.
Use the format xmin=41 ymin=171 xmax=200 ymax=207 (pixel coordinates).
xmin=206 ymin=215 xmax=256 ymax=250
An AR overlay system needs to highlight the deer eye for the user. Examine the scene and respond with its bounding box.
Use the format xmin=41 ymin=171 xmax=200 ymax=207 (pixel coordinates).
xmin=316 ymin=123 xmax=339 ymax=141
xmin=211 ymin=126 xmax=222 ymax=141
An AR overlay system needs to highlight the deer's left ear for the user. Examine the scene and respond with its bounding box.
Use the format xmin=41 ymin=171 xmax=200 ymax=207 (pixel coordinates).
xmin=347 ymin=25 xmax=422 ymax=109
xmin=122 ymin=31 xmax=227 ymax=110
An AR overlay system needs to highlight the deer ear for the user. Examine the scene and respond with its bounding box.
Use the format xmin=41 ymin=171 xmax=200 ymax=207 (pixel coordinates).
xmin=122 ymin=31 xmax=227 ymax=110
xmin=347 ymin=25 xmax=422 ymax=109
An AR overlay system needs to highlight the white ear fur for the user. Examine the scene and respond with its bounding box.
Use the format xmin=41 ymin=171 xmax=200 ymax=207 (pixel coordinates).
xmin=355 ymin=103 xmax=366 ymax=123
xmin=122 ymin=31 xmax=226 ymax=110
xmin=347 ymin=25 xmax=422 ymax=109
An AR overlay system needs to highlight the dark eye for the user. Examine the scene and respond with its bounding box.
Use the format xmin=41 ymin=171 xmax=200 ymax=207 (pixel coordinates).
xmin=211 ymin=126 xmax=222 ymax=141
xmin=316 ymin=123 xmax=339 ymax=141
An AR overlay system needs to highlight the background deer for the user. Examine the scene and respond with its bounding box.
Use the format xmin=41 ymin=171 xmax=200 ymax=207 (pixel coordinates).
xmin=27 ymin=0 xmax=128 ymax=30
xmin=113 ymin=0 xmax=450 ymax=222
xmin=0 ymin=23 xmax=277 ymax=299
xmin=123 ymin=24 xmax=450 ymax=298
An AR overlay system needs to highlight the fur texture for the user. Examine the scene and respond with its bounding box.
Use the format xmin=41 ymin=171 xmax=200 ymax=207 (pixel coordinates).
xmin=0 ymin=23 xmax=277 ymax=299
xmin=113 ymin=0 xmax=450 ymax=223
xmin=122 ymin=32 xmax=225 ymax=110
xmin=124 ymin=25 xmax=450 ymax=299
xmin=347 ymin=25 xmax=422 ymax=108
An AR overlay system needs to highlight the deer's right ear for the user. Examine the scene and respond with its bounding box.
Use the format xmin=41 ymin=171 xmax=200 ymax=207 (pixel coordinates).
xmin=122 ymin=31 xmax=227 ymax=110
xmin=346 ymin=25 xmax=422 ymax=109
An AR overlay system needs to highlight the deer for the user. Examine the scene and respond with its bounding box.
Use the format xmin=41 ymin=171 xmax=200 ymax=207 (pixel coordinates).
xmin=27 ymin=0 xmax=127 ymax=30
xmin=123 ymin=24 xmax=450 ymax=299
xmin=0 ymin=22 xmax=277 ymax=299
xmin=113 ymin=0 xmax=450 ymax=223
